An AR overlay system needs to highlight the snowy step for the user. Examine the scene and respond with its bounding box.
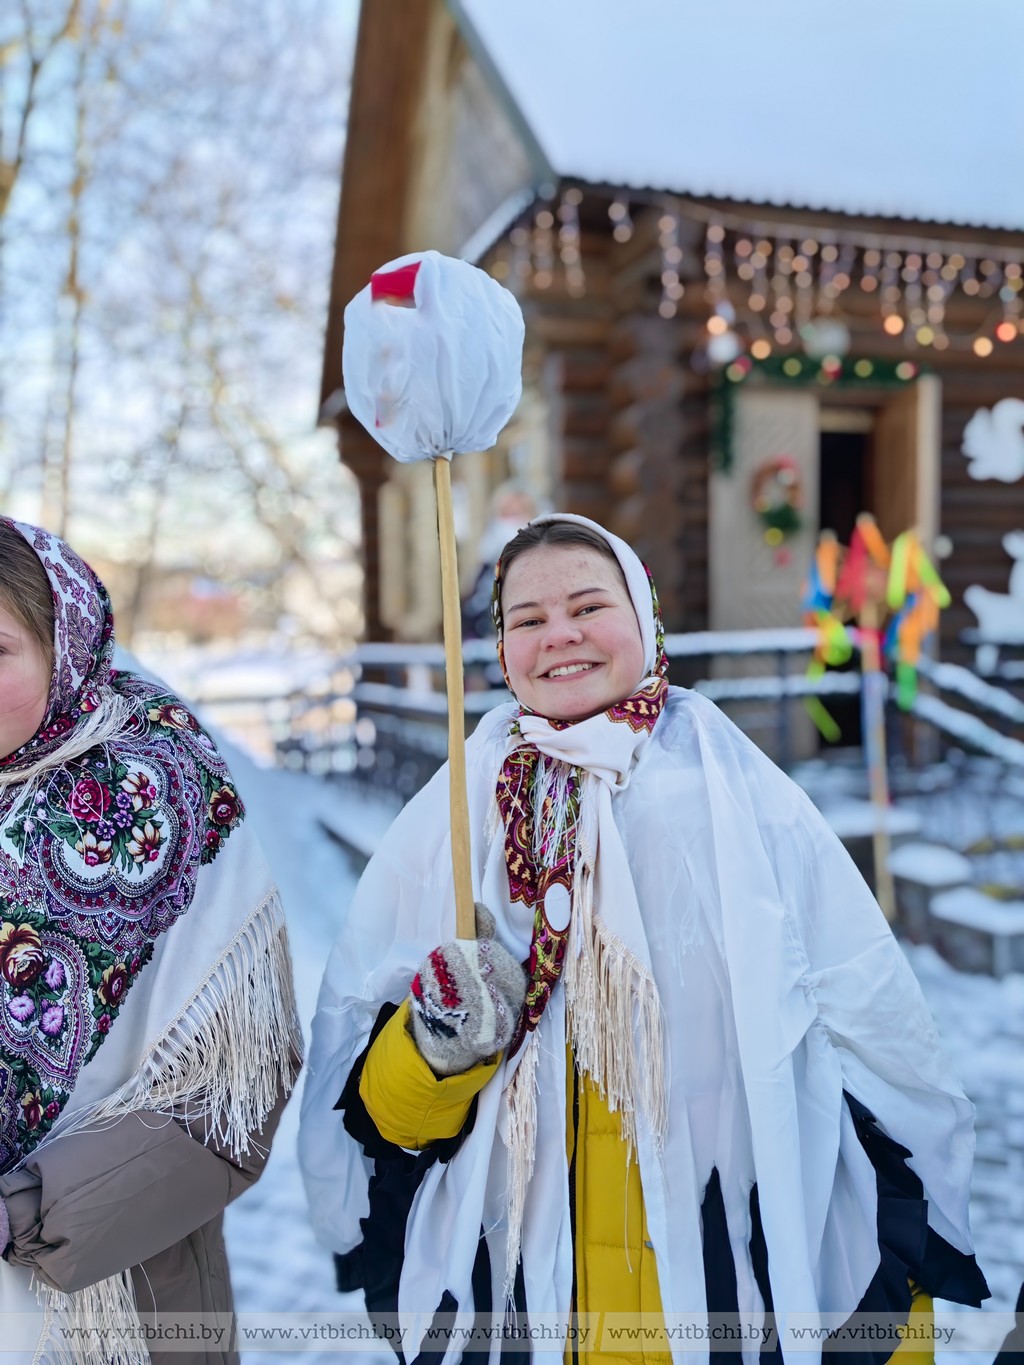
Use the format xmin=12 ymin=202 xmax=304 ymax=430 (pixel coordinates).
xmin=820 ymin=800 xmax=922 ymax=898
xmin=930 ymin=886 xmax=1024 ymax=978
xmin=888 ymin=842 xmax=973 ymax=886
xmin=887 ymin=842 xmax=973 ymax=943
xmin=318 ymin=790 xmax=401 ymax=866
xmin=821 ymin=801 xmax=923 ymax=840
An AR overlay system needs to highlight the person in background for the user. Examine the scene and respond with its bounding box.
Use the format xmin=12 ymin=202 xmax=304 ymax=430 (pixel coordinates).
xmin=300 ymin=512 xmax=988 ymax=1364
xmin=461 ymin=482 xmax=541 ymax=674
xmin=0 ymin=518 xmax=301 ymax=1365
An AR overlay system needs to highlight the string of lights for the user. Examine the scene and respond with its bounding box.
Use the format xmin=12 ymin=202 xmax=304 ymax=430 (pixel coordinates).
xmin=493 ymin=188 xmax=1024 ymax=360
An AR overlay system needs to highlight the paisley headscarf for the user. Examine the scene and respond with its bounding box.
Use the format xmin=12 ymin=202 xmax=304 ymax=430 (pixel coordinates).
xmin=0 ymin=519 xmax=248 ymax=1171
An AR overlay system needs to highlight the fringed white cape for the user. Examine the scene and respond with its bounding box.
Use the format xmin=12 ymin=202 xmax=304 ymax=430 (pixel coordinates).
xmin=299 ymin=689 xmax=978 ymax=1365
xmin=0 ymin=823 xmax=298 ymax=1365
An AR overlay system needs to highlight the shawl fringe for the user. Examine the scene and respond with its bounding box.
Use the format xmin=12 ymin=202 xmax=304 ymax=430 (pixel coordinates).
xmin=52 ymin=887 xmax=299 ymax=1161
xmin=32 ymin=1270 xmax=148 ymax=1365
xmin=563 ymin=849 xmax=667 ymax=1157
xmin=501 ymin=1032 xmax=539 ymax=1304
xmin=27 ymin=889 xmax=298 ymax=1365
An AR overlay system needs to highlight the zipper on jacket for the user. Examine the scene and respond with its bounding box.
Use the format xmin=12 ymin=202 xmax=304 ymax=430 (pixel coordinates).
xmin=569 ymin=1061 xmax=580 ymax=1365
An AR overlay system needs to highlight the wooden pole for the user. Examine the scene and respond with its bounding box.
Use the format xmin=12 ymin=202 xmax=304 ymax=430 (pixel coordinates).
xmin=859 ymin=599 xmax=897 ymax=921
xmin=433 ymin=456 xmax=476 ymax=939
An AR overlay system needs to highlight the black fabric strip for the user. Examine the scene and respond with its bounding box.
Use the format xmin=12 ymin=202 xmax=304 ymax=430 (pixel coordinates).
xmin=740 ymin=1094 xmax=991 ymax=1365
xmin=701 ymin=1167 xmax=743 ymax=1365
xmin=994 ymin=1280 xmax=1024 ymax=1365
xmin=843 ymin=1090 xmax=989 ymax=1310
xmin=332 ymin=1000 xmax=482 ymax=1363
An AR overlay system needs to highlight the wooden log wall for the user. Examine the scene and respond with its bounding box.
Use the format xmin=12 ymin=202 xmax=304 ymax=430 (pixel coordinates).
xmin=935 ymin=355 xmax=1024 ymax=662
xmin=337 ymin=413 xmax=392 ymax=641
xmin=497 ymin=197 xmax=1024 ymax=654
xmin=522 ymin=234 xmax=615 ymax=526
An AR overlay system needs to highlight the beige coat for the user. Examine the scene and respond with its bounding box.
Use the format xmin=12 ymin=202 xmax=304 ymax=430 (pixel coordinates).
xmin=0 ymin=1054 xmax=298 ymax=1365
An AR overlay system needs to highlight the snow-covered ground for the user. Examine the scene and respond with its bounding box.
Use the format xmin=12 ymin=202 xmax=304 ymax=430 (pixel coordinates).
xmin=219 ymin=748 xmax=1024 ymax=1362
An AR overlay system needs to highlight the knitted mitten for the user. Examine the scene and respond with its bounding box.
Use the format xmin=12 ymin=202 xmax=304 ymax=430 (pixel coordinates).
xmin=408 ymin=904 xmax=527 ymax=1077
xmin=0 ymin=1195 xmax=9 ymax=1253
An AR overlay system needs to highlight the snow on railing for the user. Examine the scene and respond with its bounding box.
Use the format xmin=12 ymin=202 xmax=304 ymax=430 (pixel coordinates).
xmin=916 ymin=654 xmax=1024 ymax=728
xmin=353 ymin=626 xmax=821 ymax=669
xmin=908 ymin=693 xmax=1024 ymax=768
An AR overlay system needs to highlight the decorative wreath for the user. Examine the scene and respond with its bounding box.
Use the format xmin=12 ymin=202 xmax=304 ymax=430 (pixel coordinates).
xmin=751 ymin=454 xmax=803 ymax=545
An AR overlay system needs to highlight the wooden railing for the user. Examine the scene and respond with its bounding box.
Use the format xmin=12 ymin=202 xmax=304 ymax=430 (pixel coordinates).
xmin=264 ymin=628 xmax=863 ymax=798
xmin=189 ymin=630 xmax=1024 ymax=806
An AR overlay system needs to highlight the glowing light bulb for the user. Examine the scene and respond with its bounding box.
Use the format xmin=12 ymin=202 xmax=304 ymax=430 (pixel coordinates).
xmin=996 ymin=320 xmax=1017 ymax=343
xmin=854 ymin=359 xmax=874 ymax=378
xmin=883 ymin=315 xmax=905 ymax=335
xmin=751 ymin=339 xmax=772 ymax=359
xmin=783 ymin=358 xmax=802 ymax=376
xmin=973 ymin=337 xmax=994 ymax=357
xmin=896 ymin=362 xmax=917 ymax=380
xmin=707 ymin=315 xmax=729 ymax=335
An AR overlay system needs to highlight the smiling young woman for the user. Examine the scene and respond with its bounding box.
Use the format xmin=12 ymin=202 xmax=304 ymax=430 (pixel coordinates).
xmin=302 ymin=511 xmax=989 ymax=1365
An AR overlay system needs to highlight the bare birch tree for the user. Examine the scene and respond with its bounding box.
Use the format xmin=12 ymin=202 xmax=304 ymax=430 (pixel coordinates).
xmin=0 ymin=0 xmax=357 ymax=644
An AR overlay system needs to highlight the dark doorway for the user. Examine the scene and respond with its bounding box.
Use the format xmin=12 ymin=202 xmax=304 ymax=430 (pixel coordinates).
xmin=817 ymin=427 xmax=871 ymax=748
xmin=819 ymin=429 xmax=869 ymax=544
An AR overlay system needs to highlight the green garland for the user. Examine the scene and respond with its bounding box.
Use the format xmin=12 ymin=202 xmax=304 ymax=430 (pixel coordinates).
xmin=712 ymin=354 xmax=929 ymax=473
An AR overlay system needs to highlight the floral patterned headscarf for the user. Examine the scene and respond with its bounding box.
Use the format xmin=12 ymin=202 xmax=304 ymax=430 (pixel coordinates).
xmin=0 ymin=520 xmax=246 ymax=1170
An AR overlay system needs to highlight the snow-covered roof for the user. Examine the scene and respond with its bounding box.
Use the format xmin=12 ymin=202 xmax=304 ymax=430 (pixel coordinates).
xmin=454 ymin=0 xmax=1024 ymax=231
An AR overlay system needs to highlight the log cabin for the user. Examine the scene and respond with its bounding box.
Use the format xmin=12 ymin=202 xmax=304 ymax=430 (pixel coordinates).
xmin=319 ymin=0 xmax=1024 ymax=673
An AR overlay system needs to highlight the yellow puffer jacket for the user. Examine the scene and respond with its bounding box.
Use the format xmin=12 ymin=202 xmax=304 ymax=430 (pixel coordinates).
xmin=360 ymin=1003 xmax=930 ymax=1364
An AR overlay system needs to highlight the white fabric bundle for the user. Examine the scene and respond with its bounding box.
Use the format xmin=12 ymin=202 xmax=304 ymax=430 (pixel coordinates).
xmin=341 ymin=250 xmax=525 ymax=464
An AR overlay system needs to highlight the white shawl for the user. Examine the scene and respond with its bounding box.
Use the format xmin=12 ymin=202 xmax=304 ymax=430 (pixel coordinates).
xmin=299 ymin=688 xmax=978 ymax=1365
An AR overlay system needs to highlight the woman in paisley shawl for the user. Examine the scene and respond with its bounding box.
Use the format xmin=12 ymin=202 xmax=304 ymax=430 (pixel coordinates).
xmin=0 ymin=518 xmax=300 ymax=1365
xmin=300 ymin=512 xmax=988 ymax=1365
